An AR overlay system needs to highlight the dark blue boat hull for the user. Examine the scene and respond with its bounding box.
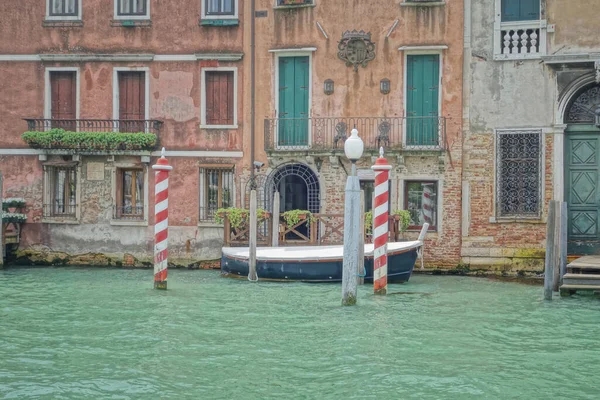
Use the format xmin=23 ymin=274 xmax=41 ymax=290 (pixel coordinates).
xmin=221 ymin=248 xmax=418 ymax=283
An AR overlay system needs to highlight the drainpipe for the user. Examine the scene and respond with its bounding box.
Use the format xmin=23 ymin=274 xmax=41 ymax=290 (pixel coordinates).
xmin=250 ymin=0 xmax=256 ymax=185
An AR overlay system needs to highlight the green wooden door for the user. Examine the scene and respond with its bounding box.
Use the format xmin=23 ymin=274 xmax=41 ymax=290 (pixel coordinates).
xmin=406 ymin=54 xmax=439 ymax=147
xmin=278 ymin=56 xmax=309 ymax=147
xmin=566 ymin=132 xmax=600 ymax=255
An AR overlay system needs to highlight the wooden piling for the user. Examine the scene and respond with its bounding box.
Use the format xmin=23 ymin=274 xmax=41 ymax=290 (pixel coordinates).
xmin=559 ymin=201 xmax=568 ymax=285
xmin=544 ymin=200 xmax=556 ymax=300
xmin=0 ymin=172 xmax=3 ymax=267
xmin=272 ymin=192 xmax=280 ymax=247
xmin=358 ymin=190 xmax=365 ymax=285
xmin=248 ymin=190 xmax=258 ymax=281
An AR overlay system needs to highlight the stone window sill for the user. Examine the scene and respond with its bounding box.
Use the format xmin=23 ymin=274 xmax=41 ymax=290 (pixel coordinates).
xmin=200 ymin=124 xmax=239 ymax=130
xmin=489 ymin=216 xmax=545 ymax=224
xmin=273 ymin=4 xmax=316 ymax=10
xmin=110 ymin=19 xmax=152 ymax=27
xmin=110 ymin=220 xmax=148 ymax=227
xmin=42 ymin=218 xmax=80 ymax=225
xmin=199 ymin=18 xmax=239 ymax=26
xmin=43 ymin=20 xmax=83 ymax=27
xmin=493 ymin=54 xmax=543 ymax=61
xmin=401 ymin=1 xmax=446 ymax=7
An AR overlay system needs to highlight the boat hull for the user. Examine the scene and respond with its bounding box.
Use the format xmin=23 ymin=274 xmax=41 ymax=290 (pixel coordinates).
xmin=221 ymin=243 xmax=419 ymax=283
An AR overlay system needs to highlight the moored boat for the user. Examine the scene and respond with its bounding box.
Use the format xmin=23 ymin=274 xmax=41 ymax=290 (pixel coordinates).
xmin=221 ymin=240 xmax=421 ymax=283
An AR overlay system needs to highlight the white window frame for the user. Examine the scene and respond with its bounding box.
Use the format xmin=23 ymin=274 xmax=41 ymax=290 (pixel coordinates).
xmin=114 ymin=0 xmax=150 ymax=20
xmin=111 ymin=161 xmax=149 ymax=226
xmin=492 ymin=128 xmax=545 ymax=221
xmin=42 ymin=162 xmax=82 ymax=224
xmin=46 ymin=0 xmax=82 ymax=21
xmin=493 ymin=0 xmax=547 ymax=60
xmin=270 ymin=49 xmax=315 ymax=150
xmin=200 ymin=67 xmax=238 ymax=129
xmin=201 ymin=0 xmax=239 ymax=20
xmin=398 ymin=176 xmax=443 ymax=234
xmin=199 ymin=166 xmax=236 ymax=225
xmin=401 ymin=49 xmax=443 ymax=150
xmin=112 ymin=67 xmax=150 ymax=132
xmin=44 ymin=67 xmax=81 ymax=131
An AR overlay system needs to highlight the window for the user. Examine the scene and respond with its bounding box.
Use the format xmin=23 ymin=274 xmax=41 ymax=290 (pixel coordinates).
xmin=115 ymin=0 xmax=149 ymax=18
xmin=114 ymin=69 xmax=148 ymax=132
xmin=115 ymin=169 xmax=145 ymax=220
xmin=405 ymin=54 xmax=441 ymax=147
xmin=201 ymin=69 xmax=238 ymax=128
xmin=43 ymin=165 xmax=78 ymax=219
xmin=404 ymin=181 xmax=438 ymax=230
xmin=277 ymin=0 xmax=313 ymax=5
xmin=360 ymin=180 xmax=392 ymax=213
xmin=496 ymin=130 xmax=542 ymax=218
xmin=501 ymin=0 xmax=539 ymax=22
xmin=50 ymin=71 xmax=77 ymax=130
xmin=200 ymin=167 xmax=234 ymax=222
xmin=48 ymin=0 xmax=79 ymax=17
xmin=206 ymin=0 xmax=235 ymax=15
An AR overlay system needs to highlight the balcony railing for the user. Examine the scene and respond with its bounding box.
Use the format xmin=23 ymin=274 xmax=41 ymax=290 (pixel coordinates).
xmin=264 ymin=116 xmax=446 ymax=152
xmin=24 ymin=119 xmax=163 ymax=135
xmin=113 ymin=206 xmax=145 ymax=221
xmin=43 ymin=203 xmax=77 ymax=218
xmin=495 ymin=21 xmax=546 ymax=60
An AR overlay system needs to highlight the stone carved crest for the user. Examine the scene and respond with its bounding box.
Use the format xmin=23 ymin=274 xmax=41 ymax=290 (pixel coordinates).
xmin=337 ymin=30 xmax=376 ymax=71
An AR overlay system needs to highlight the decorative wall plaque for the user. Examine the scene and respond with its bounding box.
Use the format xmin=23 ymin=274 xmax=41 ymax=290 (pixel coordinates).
xmin=337 ymin=30 xmax=376 ymax=71
xmin=87 ymin=162 xmax=105 ymax=181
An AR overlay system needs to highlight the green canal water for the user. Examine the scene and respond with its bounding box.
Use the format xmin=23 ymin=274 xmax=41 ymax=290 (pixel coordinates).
xmin=1 ymin=268 xmax=599 ymax=399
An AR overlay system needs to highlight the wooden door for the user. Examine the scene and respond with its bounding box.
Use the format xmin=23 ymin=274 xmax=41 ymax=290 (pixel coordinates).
xmin=406 ymin=54 xmax=439 ymax=147
xmin=50 ymin=71 xmax=76 ymax=131
xmin=119 ymin=72 xmax=145 ymax=133
xmin=566 ymin=132 xmax=600 ymax=254
xmin=278 ymin=56 xmax=309 ymax=147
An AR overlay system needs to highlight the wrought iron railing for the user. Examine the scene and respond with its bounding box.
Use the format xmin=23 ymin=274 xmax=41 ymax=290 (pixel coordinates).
xmin=42 ymin=203 xmax=77 ymax=218
xmin=113 ymin=206 xmax=145 ymax=221
xmin=264 ymin=116 xmax=446 ymax=152
xmin=24 ymin=119 xmax=163 ymax=135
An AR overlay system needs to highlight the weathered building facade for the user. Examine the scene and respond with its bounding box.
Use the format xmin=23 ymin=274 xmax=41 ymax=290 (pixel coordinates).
xmin=463 ymin=0 xmax=600 ymax=268
xmin=252 ymin=0 xmax=465 ymax=266
xmin=0 ymin=0 xmax=247 ymax=265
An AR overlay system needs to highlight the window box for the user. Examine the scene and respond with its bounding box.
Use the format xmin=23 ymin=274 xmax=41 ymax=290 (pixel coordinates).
xmin=274 ymin=0 xmax=314 ymax=8
xmin=200 ymin=19 xmax=239 ymax=26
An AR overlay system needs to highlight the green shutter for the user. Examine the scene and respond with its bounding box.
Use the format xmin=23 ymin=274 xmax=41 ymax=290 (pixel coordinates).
xmin=502 ymin=0 xmax=539 ymax=22
xmin=406 ymin=54 xmax=439 ymax=146
xmin=278 ymin=56 xmax=309 ymax=146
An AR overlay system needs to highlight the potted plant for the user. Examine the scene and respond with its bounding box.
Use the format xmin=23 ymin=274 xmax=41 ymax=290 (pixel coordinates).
xmin=392 ymin=209 xmax=411 ymax=238
xmin=215 ymin=207 xmax=249 ymax=230
xmin=282 ymin=209 xmax=313 ymax=227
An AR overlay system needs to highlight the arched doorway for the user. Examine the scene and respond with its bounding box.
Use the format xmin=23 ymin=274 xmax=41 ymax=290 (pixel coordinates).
xmin=564 ymin=83 xmax=600 ymax=254
xmin=266 ymin=163 xmax=320 ymax=214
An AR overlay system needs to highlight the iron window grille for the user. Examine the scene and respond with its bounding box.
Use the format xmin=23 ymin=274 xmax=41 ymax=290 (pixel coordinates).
xmin=206 ymin=0 xmax=235 ymax=15
xmin=117 ymin=0 xmax=147 ymax=16
xmin=496 ymin=130 xmax=542 ymax=218
xmin=404 ymin=181 xmax=438 ymax=231
xmin=200 ymin=167 xmax=235 ymax=222
xmin=43 ymin=165 xmax=77 ymax=218
xmin=49 ymin=0 xmax=78 ymax=16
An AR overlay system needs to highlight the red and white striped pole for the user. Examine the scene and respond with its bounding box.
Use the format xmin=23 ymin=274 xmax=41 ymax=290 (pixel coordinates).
xmin=152 ymin=147 xmax=173 ymax=290
xmin=371 ymin=147 xmax=392 ymax=295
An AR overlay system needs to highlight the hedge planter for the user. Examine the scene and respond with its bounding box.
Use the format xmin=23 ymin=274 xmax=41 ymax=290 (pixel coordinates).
xmin=22 ymin=129 xmax=157 ymax=151
xmin=2 ymin=213 xmax=27 ymax=223
xmin=2 ymin=198 xmax=26 ymax=210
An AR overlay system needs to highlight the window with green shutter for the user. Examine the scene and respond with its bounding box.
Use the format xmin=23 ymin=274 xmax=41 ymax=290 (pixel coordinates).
xmin=406 ymin=54 xmax=440 ymax=147
xmin=501 ymin=0 xmax=540 ymax=22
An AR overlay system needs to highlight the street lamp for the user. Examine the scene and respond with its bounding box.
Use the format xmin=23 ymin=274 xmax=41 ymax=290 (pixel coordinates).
xmin=341 ymin=128 xmax=364 ymax=306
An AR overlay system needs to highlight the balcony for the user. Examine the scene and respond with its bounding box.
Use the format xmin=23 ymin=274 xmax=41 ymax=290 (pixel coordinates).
xmin=494 ymin=21 xmax=546 ymax=60
xmin=264 ymin=116 xmax=446 ymax=153
xmin=23 ymin=118 xmax=162 ymax=152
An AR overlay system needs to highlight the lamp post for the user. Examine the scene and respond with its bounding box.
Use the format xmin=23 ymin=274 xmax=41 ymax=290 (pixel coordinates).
xmin=341 ymin=128 xmax=364 ymax=306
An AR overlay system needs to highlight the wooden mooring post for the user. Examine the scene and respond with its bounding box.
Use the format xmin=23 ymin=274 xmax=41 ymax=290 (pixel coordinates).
xmin=248 ymin=189 xmax=258 ymax=282
xmin=544 ymin=200 xmax=556 ymax=300
xmin=271 ymin=192 xmax=280 ymax=247
xmin=358 ymin=190 xmax=365 ymax=285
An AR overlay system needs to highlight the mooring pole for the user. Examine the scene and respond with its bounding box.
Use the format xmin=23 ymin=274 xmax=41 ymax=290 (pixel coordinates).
xmin=0 ymin=172 xmax=3 ymax=268
xmin=544 ymin=200 xmax=556 ymax=300
xmin=272 ymin=192 xmax=280 ymax=247
xmin=152 ymin=148 xmax=173 ymax=290
xmin=358 ymin=189 xmax=365 ymax=285
xmin=371 ymin=147 xmax=392 ymax=296
xmin=559 ymin=201 xmax=568 ymax=284
xmin=553 ymin=201 xmax=562 ymax=292
xmin=248 ymin=189 xmax=258 ymax=281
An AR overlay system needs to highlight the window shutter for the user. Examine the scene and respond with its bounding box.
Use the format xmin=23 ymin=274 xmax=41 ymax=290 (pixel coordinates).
xmin=502 ymin=0 xmax=539 ymax=22
xmin=205 ymin=71 xmax=234 ymax=126
xmin=119 ymin=72 xmax=145 ymax=132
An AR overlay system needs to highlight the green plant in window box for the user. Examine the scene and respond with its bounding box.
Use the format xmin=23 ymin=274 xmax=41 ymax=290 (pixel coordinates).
xmin=214 ymin=207 xmax=270 ymax=229
xmin=21 ymin=129 xmax=157 ymax=151
xmin=281 ymin=209 xmax=315 ymax=228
